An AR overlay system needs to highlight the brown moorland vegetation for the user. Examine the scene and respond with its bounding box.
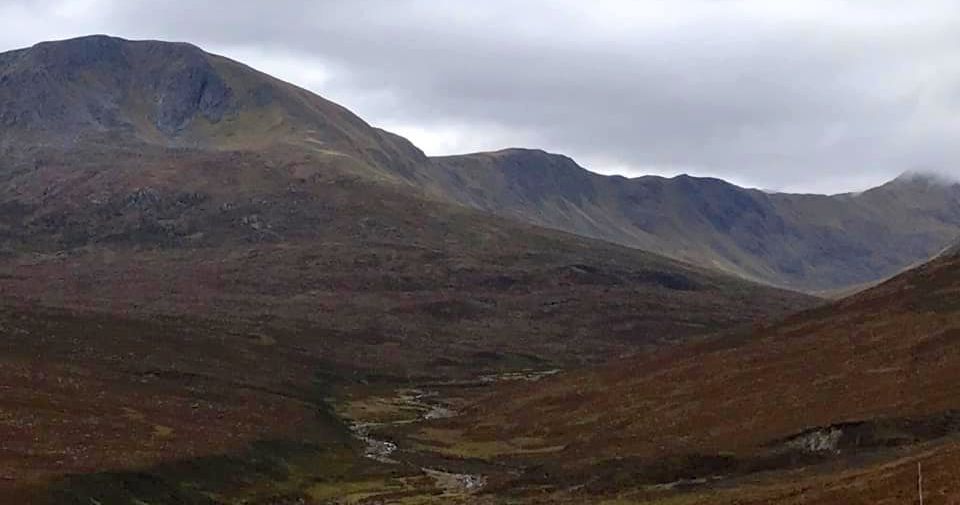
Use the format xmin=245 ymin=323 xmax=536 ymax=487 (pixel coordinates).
xmin=415 ymin=249 xmax=960 ymax=503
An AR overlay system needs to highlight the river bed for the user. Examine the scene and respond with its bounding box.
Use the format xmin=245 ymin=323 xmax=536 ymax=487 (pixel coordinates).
xmin=344 ymin=387 xmax=486 ymax=494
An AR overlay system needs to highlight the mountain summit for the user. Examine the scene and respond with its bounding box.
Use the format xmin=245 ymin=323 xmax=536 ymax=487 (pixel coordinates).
xmin=1 ymin=35 xmax=233 ymax=140
xmin=0 ymin=35 xmax=427 ymax=178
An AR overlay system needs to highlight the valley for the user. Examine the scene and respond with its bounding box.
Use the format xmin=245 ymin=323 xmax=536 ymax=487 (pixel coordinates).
xmin=3 ymin=33 xmax=960 ymax=504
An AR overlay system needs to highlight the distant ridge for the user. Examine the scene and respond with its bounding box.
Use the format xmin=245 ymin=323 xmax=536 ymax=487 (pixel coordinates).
xmin=423 ymin=149 xmax=960 ymax=291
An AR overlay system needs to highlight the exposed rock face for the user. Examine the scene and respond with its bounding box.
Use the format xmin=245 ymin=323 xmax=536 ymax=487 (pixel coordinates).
xmin=786 ymin=427 xmax=843 ymax=454
xmin=0 ymin=35 xmax=235 ymax=141
xmin=0 ymin=35 xmax=429 ymax=182
xmin=151 ymin=48 xmax=233 ymax=134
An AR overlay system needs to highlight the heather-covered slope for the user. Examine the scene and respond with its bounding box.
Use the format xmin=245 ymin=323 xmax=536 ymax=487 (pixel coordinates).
xmin=429 ymin=149 xmax=960 ymax=291
xmin=422 ymin=240 xmax=960 ymax=503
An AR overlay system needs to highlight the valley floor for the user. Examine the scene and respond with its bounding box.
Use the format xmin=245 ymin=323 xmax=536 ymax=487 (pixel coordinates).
xmin=8 ymin=344 xmax=960 ymax=504
xmin=5 ymin=270 xmax=959 ymax=504
xmin=328 ymin=383 xmax=960 ymax=505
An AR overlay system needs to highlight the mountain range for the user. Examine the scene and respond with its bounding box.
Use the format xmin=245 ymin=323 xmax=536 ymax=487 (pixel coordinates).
xmin=4 ymin=34 xmax=960 ymax=504
xmin=4 ymin=35 xmax=960 ymax=295
xmin=426 ymin=152 xmax=960 ymax=292
xmin=0 ymin=35 xmax=812 ymax=376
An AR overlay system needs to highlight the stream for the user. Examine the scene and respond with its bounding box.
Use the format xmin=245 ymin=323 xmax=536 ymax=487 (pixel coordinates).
xmin=343 ymin=370 xmax=560 ymax=495
xmin=346 ymin=388 xmax=487 ymax=494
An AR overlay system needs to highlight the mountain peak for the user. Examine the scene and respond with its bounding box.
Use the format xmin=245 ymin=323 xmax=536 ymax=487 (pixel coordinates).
xmin=29 ymin=34 xmax=127 ymax=66
xmin=28 ymin=34 xmax=204 ymax=64
xmin=0 ymin=35 xmax=234 ymax=142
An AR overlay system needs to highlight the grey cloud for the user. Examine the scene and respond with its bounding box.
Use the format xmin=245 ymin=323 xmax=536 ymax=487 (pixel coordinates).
xmin=3 ymin=0 xmax=960 ymax=192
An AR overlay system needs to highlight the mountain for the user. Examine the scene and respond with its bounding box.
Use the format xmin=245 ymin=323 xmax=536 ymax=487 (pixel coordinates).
xmin=0 ymin=35 xmax=815 ymax=376
xmin=0 ymin=35 xmax=823 ymax=502
xmin=5 ymin=36 xmax=957 ymax=298
xmin=424 ymin=235 xmax=960 ymax=503
xmin=425 ymin=150 xmax=960 ymax=292
xmin=11 ymin=34 xmax=960 ymax=504
xmin=0 ymin=35 xmax=432 ymax=183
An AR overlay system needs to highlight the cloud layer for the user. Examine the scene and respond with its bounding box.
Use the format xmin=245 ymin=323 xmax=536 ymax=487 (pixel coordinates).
xmin=2 ymin=0 xmax=960 ymax=192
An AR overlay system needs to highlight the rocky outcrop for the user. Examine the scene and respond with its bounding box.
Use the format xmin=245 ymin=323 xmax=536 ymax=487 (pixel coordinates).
xmin=0 ymin=35 xmax=235 ymax=141
xmin=786 ymin=427 xmax=843 ymax=453
xmin=151 ymin=49 xmax=233 ymax=134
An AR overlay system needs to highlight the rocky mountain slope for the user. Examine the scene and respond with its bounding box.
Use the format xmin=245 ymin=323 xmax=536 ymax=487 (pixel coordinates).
xmin=428 ymin=149 xmax=960 ymax=292
xmin=426 ymin=235 xmax=960 ymax=503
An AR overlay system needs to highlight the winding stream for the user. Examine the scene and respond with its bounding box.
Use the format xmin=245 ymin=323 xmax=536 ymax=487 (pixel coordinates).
xmin=350 ymin=421 xmax=399 ymax=464
xmin=343 ymin=370 xmax=560 ymax=495
xmin=346 ymin=388 xmax=486 ymax=494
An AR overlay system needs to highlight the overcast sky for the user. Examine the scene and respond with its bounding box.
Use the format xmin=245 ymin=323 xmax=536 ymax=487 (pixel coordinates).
xmin=1 ymin=1 xmax=959 ymax=193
